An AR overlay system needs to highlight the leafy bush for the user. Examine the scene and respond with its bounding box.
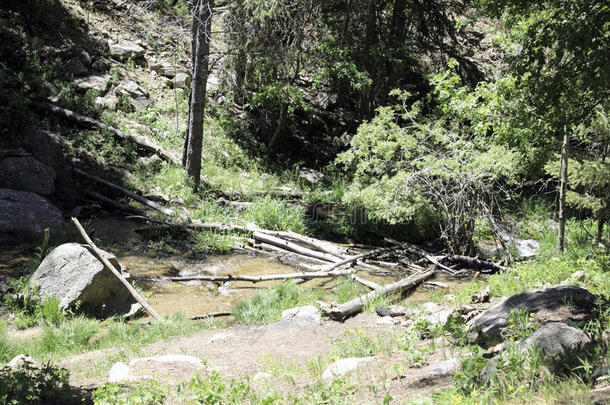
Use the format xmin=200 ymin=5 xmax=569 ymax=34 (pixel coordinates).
xmin=0 ymin=362 xmax=78 ymax=405
xmin=93 ymin=381 xmax=166 ymax=405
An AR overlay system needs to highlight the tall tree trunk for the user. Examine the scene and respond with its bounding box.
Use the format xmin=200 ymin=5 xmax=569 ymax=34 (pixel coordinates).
xmin=557 ymin=127 xmax=568 ymax=253
xmin=184 ymin=0 xmax=212 ymax=188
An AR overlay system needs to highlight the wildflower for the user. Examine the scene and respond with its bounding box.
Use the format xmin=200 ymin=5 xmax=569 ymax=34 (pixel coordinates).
xmin=357 ymin=329 xmax=364 ymax=335
xmin=519 ymin=384 xmax=525 ymax=389
xmin=470 ymin=391 xmax=479 ymax=397
xmin=508 ymin=385 xmax=514 ymax=391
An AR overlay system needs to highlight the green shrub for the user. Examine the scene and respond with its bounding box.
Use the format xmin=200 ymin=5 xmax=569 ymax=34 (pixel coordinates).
xmin=92 ymin=381 xmax=166 ymax=405
xmin=0 ymin=362 xmax=78 ymax=405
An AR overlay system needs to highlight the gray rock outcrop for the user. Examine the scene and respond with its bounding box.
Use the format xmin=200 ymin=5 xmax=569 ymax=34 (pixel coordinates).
xmin=520 ymin=322 xmax=592 ymax=371
xmin=115 ymin=80 xmax=152 ymax=110
xmin=22 ymin=129 xmax=64 ymax=169
xmin=408 ymin=359 xmax=461 ymax=388
xmin=0 ymin=156 xmax=56 ymax=196
xmin=468 ymin=285 xmax=597 ymax=347
xmin=30 ymin=243 xmax=139 ymax=317
xmin=74 ymin=75 xmax=111 ymax=93
xmin=109 ymin=40 xmax=145 ymax=59
xmin=0 ymin=189 xmax=65 ymax=246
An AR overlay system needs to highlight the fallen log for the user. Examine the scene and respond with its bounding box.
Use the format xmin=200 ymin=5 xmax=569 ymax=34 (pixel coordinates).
xmin=38 ymin=102 xmax=181 ymax=165
xmin=143 ymin=268 xmax=355 ymax=283
xmin=252 ymin=231 xmax=341 ymax=263
xmin=443 ymin=255 xmax=506 ymax=272
xmin=384 ymin=238 xmax=458 ymax=275
xmin=351 ymin=274 xmax=381 ymax=290
xmin=71 ymin=217 xmax=160 ymax=319
xmin=74 ymin=168 xmax=177 ymax=217
xmin=318 ymin=247 xmax=394 ymax=272
xmin=86 ymin=190 xmax=145 ymax=215
xmin=317 ymin=269 xmax=435 ymax=321
xmin=222 ymin=189 xmax=304 ymax=200
xmin=189 ymin=312 xmax=232 ymax=320
xmin=260 ymin=230 xmax=348 ymax=258
xmin=253 ymin=242 xmax=328 ymax=266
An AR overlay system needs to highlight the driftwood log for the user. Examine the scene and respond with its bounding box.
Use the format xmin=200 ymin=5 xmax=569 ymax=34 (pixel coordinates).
xmin=318 ymin=269 xmax=435 ymax=321
xmin=140 ymin=268 xmax=355 ymax=283
xmin=86 ymin=190 xmax=145 ymax=215
xmin=71 ymin=217 xmax=160 ymax=319
xmin=74 ymin=168 xmax=177 ymax=217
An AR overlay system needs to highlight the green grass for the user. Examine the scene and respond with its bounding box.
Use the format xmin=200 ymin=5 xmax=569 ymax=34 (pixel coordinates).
xmin=334 ymin=277 xmax=367 ymax=304
xmin=0 ymin=313 xmax=203 ymax=364
xmin=242 ymin=196 xmax=307 ymax=233
xmin=232 ymin=282 xmax=324 ymax=325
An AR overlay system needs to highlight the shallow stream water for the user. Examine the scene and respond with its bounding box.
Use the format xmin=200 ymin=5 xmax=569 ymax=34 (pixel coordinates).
xmin=0 ymin=216 xmax=471 ymax=318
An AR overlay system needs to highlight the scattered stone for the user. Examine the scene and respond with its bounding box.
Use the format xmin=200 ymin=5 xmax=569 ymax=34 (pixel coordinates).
xmin=0 ymin=189 xmax=65 ymax=246
xmin=562 ymin=270 xmax=586 ymax=285
xmin=91 ymin=56 xmax=111 ymax=72
xmin=281 ymin=305 xmax=322 ymax=325
xmin=321 ymin=357 xmax=374 ymax=380
xmin=172 ymin=72 xmax=191 ymax=88
xmin=22 ymin=129 xmax=65 ymax=169
xmin=30 ymin=243 xmax=139 ymax=317
xmin=208 ymin=333 xmax=233 ymax=344
xmin=471 ymin=285 xmax=490 ymax=304
xmin=109 ymin=40 xmax=145 ymax=59
xmin=94 ymin=95 xmax=118 ymax=110
xmin=424 ymin=310 xmax=452 ymax=327
xmin=74 ymin=74 xmax=111 ymax=93
xmin=468 ymin=285 xmax=597 ymax=347
xmin=520 ymin=322 xmax=592 ymax=371
xmin=8 ymin=355 xmax=41 ymax=372
xmin=388 ymin=305 xmax=408 ymax=316
xmin=64 ymin=56 xmax=88 ymax=76
xmin=0 ymin=156 xmax=56 ymax=196
xmin=115 ymin=355 xmax=207 ymax=384
xmin=108 ymin=362 xmax=133 ymax=382
xmin=115 ymin=80 xmax=152 ymax=110
xmin=376 ymin=316 xmax=400 ymax=325
xmin=408 ymin=359 xmax=461 ymax=388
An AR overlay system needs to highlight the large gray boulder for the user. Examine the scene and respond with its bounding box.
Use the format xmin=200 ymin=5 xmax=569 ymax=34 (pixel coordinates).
xmin=520 ymin=322 xmax=592 ymax=371
xmin=22 ymin=129 xmax=65 ymax=170
xmin=0 ymin=156 xmax=56 ymax=196
xmin=481 ymin=323 xmax=592 ymax=381
xmin=468 ymin=285 xmax=597 ymax=347
xmin=0 ymin=189 xmax=65 ymax=246
xmin=109 ymin=40 xmax=145 ymax=59
xmin=30 ymin=243 xmax=139 ymax=317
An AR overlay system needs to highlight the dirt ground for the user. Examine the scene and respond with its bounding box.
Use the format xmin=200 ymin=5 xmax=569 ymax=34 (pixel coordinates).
xmin=57 ymin=312 xmax=463 ymax=403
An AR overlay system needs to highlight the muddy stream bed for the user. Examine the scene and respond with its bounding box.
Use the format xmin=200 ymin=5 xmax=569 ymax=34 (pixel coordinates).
xmin=1 ymin=216 xmax=472 ymax=319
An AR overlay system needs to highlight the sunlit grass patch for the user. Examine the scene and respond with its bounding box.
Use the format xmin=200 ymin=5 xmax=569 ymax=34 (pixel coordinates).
xmin=232 ymin=282 xmax=324 ymax=325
